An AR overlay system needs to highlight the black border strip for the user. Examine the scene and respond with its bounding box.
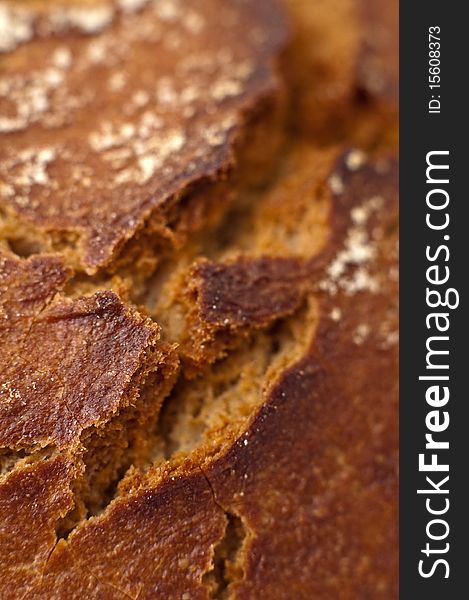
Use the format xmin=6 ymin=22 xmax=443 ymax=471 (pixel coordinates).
xmin=400 ymin=1 xmax=466 ymax=596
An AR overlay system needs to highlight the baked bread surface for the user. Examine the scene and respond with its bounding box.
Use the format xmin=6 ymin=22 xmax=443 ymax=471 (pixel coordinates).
xmin=0 ymin=1 xmax=398 ymax=598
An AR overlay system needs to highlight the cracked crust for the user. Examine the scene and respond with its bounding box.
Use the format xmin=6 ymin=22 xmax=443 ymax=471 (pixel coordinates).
xmin=0 ymin=0 xmax=288 ymax=274
xmin=0 ymin=1 xmax=397 ymax=598
xmin=0 ymin=252 xmax=177 ymax=451
xmin=0 ymin=454 xmax=79 ymax=597
xmin=0 ymin=150 xmax=397 ymax=598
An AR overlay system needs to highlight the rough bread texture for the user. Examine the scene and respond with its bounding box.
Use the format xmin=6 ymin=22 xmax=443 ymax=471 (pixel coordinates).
xmin=0 ymin=1 xmax=398 ymax=598
xmin=0 ymin=0 xmax=287 ymax=274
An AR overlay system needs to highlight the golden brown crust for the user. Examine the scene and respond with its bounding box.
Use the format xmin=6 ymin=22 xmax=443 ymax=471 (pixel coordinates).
xmin=0 ymin=150 xmax=397 ymax=599
xmin=0 ymin=0 xmax=288 ymax=274
xmin=0 ymin=455 xmax=79 ymax=597
xmin=208 ymin=155 xmax=398 ymax=599
xmin=0 ymin=1 xmax=398 ymax=598
xmin=33 ymin=475 xmax=227 ymax=600
xmin=0 ymin=252 xmax=174 ymax=450
xmin=0 ymin=251 xmax=70 ymax=351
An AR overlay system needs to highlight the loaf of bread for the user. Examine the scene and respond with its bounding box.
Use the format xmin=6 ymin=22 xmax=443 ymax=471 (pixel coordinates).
xmin=0 ymin=1 xmax=398 ymax=598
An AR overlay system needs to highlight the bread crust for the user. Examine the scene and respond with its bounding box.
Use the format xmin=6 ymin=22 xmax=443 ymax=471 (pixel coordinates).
xmin=0 ymin=0 xmax=288 ymax=274
xmin=0 ymin=251 xmax=177 ymax=450
xmin=0 ymin=149 xmax=398 ymax=599
xmin=0 ymin=2 xmax=397 ymax=598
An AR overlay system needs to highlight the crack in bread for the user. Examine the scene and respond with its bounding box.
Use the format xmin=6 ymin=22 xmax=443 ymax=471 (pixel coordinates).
xmin=0 ymin=150 xmax=398 ymax=599
xmin=0 ymin=251 xmax=179 ymax=534
xmin=0 ymin=253 xmax=177 ymax=452
xmin=3 ymin=148 xmax=397 ymax=599
xmin=0 ymin=1 xmax=398 ymax=598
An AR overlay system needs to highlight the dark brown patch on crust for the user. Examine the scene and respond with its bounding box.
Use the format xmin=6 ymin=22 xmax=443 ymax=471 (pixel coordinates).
xmin=180 ymin=256 xmax=306 ymax=368
xmin=0 ymin=252 xmax=70 ymax=349
xmin=191 ymin=257 xmax=305 ymax=327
